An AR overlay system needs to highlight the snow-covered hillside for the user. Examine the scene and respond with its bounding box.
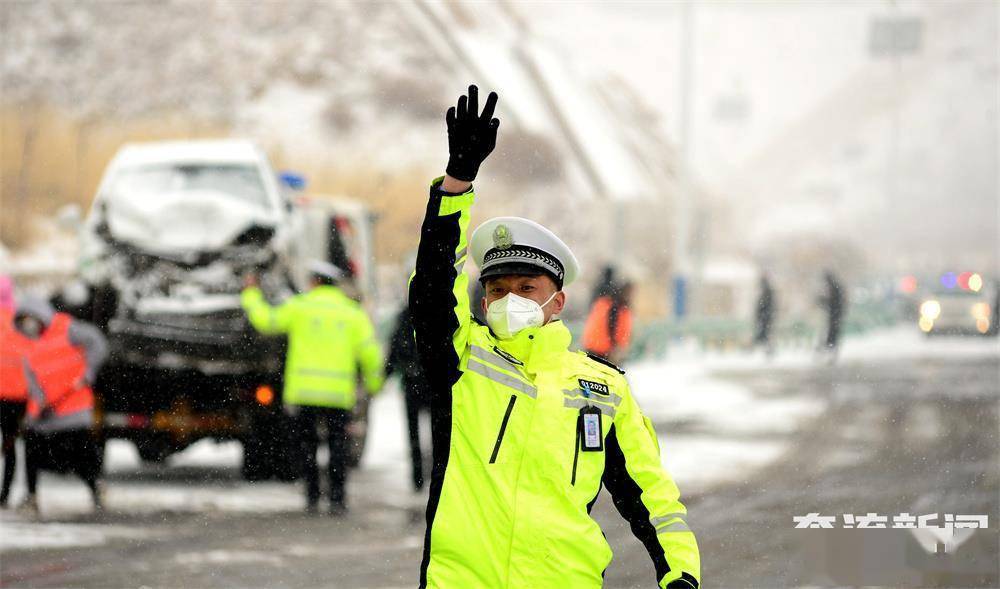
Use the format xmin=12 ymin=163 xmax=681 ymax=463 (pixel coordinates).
xmin=1 ymin=0 xmax=700 ymax=293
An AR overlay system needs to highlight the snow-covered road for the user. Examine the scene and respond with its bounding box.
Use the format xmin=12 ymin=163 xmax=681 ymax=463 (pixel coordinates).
xmin=1 ymin=326 xmax=997 ymax=589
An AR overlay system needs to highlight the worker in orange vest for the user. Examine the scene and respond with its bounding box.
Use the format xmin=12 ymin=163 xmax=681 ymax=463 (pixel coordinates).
xmin=15 ymin=297 xmax=108 ymax=514
xmin=0 ymin=274 xmax=29 ymax=508
xmin=582 ymin=272 xmax=634 ymax=365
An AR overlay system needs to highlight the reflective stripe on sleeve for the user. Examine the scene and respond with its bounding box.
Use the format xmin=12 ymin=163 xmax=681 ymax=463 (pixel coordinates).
xmin=657 ymin=521 xmax=692 ymax=533
xmin=651 ymin=512 xmax=689 ymax=530
xmin=562 ymin=397 xmax=616 ymax=419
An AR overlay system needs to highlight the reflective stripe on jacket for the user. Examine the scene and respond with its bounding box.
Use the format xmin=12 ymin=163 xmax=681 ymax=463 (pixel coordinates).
xmin=241 ymin=285 xmax=383 ymax=409
xmin=408 ymin=177 xmax=700 ymax=589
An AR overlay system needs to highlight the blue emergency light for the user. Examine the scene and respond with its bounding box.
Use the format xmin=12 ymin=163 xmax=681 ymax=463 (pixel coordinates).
xmin=279 ymin=171 xmax=307 ymax=191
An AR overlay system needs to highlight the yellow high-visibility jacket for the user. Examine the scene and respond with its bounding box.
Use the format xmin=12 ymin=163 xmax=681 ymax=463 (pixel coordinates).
xmin=408 ymin=177 xmax=701 ymax=589
xmin=241 ymin=285 xmax=383 ymax=408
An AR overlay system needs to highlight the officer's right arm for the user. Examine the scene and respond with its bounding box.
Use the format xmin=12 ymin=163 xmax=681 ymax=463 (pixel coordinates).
xmin=407 ymin=177 xmax=475 ymax=394
xmin=409 ymin=86 xmax=498 ymax=399
xmin=240 ymin=287 xmax=295 ymax=335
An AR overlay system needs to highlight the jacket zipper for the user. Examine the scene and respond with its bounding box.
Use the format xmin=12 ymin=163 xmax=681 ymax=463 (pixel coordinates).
xmin=571 ymin=414 xmax=581 ymax=485
xmin=489 ymin=395 xmax=517 ymax=464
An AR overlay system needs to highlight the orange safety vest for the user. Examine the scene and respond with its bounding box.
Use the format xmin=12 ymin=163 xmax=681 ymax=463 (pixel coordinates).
xmin=0 ymin=308 xmax=29 ymax=402
xmin=582 ymin=296 xmax=633 ymax=357
xmin=24 ymin=313 xmax=94 ymax=424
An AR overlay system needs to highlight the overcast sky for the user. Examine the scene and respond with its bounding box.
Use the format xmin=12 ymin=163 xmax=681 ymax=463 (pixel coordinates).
xmin=519 ymin=0 xmax=998 ymax=270
xmin=520 ymin=1 xmax=931 ymax=182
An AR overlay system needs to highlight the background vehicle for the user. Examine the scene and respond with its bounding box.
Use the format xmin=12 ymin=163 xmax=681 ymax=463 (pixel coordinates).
xmin=75 ymin=140 xmax=375 ymax=479
xmin=917 ymin=273 xmax=996 ymax=336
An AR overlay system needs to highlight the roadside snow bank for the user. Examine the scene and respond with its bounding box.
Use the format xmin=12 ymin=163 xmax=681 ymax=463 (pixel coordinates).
xmin=627 ymin=361 xmax=825 ymax=492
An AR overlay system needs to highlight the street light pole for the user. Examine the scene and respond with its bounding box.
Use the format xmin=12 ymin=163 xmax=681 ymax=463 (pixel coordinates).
xmin=868 ymin=3 xmax=922 ymax=215
xmin=673 ymin=0 xmax=695 ymax=321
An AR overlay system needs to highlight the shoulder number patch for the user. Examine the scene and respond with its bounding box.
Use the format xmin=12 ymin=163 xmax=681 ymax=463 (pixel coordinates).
xmin=578 ymin=379 xmax=611 ymax=396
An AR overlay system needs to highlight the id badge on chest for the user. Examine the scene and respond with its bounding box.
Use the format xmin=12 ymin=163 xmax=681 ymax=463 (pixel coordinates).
xmin=579 ymin=406 xmax=603 ymax=452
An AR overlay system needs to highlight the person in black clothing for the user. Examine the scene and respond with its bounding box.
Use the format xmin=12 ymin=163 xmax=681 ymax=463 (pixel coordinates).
xmin=818 ymin=270 xmax=845 ymax=362
xmin=0 ymin=401 xmax=25 ymax=507
xmin=753 ymin=273 xmax=776 ymax=357
xmin=591 ymin=265 xmax=616 ymax=303
xmin=385 ymin=305 xmax=433 ymax=491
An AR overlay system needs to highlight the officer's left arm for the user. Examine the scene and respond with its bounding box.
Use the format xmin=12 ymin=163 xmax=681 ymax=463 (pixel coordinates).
xmin=355 ymin=311 xmax=384 ymax=395
xmin=66 ymin=320 xmax=109 ymax=383
xmin=241 ymin=287 xmax=294 ymax=335
xmin=603 ymin=382 xmax=701 ymax=589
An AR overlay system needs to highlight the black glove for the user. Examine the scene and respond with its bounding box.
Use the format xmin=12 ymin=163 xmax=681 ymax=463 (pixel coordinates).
xmin=445 ymin=85 xmax=500 ymax=182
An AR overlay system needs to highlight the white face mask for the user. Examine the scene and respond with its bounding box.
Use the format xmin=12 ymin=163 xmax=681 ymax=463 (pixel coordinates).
xmin=486 ymin=291 xmax=558 ymax=340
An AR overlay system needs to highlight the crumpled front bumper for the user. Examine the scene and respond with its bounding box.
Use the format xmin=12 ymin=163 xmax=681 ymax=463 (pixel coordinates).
xmin=108 ymin=308 xmax=282 ymax=372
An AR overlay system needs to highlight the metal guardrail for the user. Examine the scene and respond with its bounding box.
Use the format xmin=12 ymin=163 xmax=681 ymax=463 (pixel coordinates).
xmin=617 ymin=301 xmax=903 ymax=362
xmin=375 ymin=300 xmax=904 ymax=364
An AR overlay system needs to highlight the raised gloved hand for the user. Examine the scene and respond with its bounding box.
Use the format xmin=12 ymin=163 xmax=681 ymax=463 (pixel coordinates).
xmin=445 ymin=85 xmax=500 ymax=182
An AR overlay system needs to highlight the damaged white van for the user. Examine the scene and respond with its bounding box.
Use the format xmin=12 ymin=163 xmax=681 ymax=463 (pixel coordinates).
xmin=79 ymin=140 xmax=303 ymax=477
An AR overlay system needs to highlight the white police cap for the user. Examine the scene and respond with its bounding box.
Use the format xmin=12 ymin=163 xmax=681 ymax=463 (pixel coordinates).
xmin=470 ymin=217 xmax=580 ymax=289
xmin=309 ymin=260 xmax=344 ymax=281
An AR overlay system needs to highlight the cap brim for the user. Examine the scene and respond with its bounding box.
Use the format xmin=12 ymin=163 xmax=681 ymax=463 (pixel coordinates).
xmin=479 ymin=262 xmax=559 ymax=286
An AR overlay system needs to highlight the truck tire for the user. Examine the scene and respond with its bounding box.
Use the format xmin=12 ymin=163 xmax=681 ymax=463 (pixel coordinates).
xmin=135 ymin=438 xmax=172 ymax=463
xmin=241 ymin=430 xmax=273 ymax=482
xmin=242 ymin=409 xmax=299 ymax=482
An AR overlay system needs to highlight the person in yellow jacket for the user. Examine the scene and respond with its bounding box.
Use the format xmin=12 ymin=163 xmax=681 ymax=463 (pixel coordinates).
xmin=408 ymin=86 xmax=700 ymax=588
xmin=242 ymin=261 xmax=383 ymax=515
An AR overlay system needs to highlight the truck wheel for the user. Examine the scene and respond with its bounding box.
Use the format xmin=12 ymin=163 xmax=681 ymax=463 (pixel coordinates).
xmin=136 ymin=439 xmax=171 ymax=463
xmin=241 ymin=433 xmax=273 ymax=482
xmin=242 ymin=408 xmax=287 ymax=482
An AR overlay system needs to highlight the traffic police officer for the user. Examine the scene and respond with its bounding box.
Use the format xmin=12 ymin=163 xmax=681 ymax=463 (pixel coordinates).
xmin=242 ymin=261 xmax=383 ymax=515
xmin=409 ymin=86 xmax=700 ymax=588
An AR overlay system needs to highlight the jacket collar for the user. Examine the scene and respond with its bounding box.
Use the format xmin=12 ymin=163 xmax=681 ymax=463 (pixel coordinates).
xmin=494 ymin=319 xmax=571 ymax=376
